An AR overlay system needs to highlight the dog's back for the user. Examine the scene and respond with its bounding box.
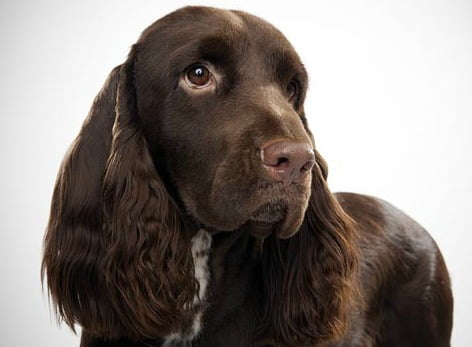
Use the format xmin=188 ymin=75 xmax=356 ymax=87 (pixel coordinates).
xmin=337 ymin=192 xmax=453 ymax=346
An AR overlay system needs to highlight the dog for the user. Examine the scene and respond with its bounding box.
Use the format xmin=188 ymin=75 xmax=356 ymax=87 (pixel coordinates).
xmin=42 ymin=6 xmax=453 ymax=347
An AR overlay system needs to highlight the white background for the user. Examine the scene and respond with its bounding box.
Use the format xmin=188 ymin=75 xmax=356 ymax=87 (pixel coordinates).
xmin=1 ymin=0 xmax=471 ymax=346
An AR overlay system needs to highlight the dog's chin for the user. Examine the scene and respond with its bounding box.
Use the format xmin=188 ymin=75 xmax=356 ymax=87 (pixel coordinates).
xmin=250 ymin=200 xmax=287 ymax=224
xmin=246 ymin=200 xmax=286 ymax=240
xmin=246 ymin=200 xmax=305 ymax=240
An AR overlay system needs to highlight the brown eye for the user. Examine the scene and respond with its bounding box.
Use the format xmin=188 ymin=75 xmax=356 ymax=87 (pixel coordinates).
xmin=287 ymin=81 xmax=298 ymax=102
xmin=186 ymin=65 xmax=211 ymax=87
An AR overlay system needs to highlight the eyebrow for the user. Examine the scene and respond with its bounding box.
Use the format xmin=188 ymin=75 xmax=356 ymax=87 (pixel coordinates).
xmin=173 ymin=36 xmax=235 ymax=65
xmin=166 ymin=35 xmax=237 ymax=79
xmin=196 ymin=36 xmax=235 ymax=65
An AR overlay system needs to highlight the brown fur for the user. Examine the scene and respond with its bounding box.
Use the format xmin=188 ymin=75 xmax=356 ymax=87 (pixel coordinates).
xmin=42 ymin=6 xmax=452 ymax=347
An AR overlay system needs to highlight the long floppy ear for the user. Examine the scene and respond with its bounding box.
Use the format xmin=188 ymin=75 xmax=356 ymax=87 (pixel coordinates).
xmin=261 ymin=150 xmax=359 ymax=346
xmin=42 ymin=47 xmax=197 ymax=340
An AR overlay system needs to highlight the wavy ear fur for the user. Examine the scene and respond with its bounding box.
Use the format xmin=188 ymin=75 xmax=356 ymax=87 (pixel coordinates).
xmin=41 ymin=47 xmax=197 ymax=340
xmin=261 ymin=150 xmax=359 ymax=346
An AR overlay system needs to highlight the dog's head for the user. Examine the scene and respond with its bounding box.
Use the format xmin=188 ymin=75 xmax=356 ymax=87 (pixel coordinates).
xmin=133 ymin=7 xmax=314 ymax=239
xmin=42 ymin=6 xmax=357 ymax=345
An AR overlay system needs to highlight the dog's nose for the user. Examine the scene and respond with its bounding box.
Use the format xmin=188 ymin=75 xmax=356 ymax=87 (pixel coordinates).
xmin=260 ymin=140 xmax=315 ymax=186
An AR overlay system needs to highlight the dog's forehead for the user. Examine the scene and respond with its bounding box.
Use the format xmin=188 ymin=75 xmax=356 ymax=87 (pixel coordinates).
xmin=139 ymin=6 xmax=296 ymax=58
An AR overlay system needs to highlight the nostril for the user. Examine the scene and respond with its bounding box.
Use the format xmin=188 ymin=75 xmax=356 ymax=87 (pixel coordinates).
xmin=261 ymin=147 xmax=290 ymax=168
xmin=275 ymin=157 xmax=290 ymax=168
xmin=301 ymin=159 xmax=315 ymax=173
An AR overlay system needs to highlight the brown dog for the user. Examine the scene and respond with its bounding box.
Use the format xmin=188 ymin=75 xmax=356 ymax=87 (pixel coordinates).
xmin=42 ymin=6 xmax=453 ymax=347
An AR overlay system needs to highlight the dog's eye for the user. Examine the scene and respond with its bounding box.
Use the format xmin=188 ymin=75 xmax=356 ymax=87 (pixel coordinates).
xmin=185 ymin=65 xmax=212 ymax=88
xmin=287 ymin=81 xmax=298 ymax=102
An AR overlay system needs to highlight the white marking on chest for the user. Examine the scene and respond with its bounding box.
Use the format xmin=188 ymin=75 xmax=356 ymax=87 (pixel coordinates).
xmin=163 ymin=229 xmax=212 ymax=346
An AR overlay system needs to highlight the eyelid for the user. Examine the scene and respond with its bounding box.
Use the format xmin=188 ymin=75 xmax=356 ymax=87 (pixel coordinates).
xmin=185 ymin=61 xmax=208 ymax=71
xmin=288 ymin=79 xmax=300 ymax=98
xmin=184 ymin=61 xmax=214 ymax=75
xmin=288 ymin=78 xmax=305 ymax=109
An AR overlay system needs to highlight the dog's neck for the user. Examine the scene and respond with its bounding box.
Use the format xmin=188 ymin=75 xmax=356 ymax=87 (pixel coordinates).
xmin=202 ymin=230 xmax=267 ymax=342
xmin=164 ymin=228 xmax=265 ymax=345
xmin=211 ymin=229 xmax=263 ymax=285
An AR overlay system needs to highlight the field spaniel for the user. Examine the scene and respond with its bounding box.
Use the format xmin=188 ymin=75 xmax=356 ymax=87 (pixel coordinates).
xmin=42 ymin=6 xmax=453 ymax=347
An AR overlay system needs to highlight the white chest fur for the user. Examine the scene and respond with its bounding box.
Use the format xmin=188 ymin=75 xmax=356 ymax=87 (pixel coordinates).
xmin=163 ymin=229 xmax=212 ymax=346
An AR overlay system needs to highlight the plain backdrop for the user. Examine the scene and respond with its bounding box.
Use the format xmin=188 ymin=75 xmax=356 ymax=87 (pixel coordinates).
xmin=1 ymin=0 xmax=471 ymax=346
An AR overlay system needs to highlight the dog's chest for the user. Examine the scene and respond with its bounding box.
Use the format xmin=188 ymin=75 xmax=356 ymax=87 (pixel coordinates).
xmin=163 ymin=229 xmax=212 ymax=346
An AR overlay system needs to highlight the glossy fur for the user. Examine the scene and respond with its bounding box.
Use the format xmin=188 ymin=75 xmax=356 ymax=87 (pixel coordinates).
xmin=42 ymin=6 xmax=453 ymax=347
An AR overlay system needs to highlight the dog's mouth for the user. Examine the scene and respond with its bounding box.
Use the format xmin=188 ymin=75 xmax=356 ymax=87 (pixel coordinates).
xmin=250 ymin=200 xmax=287 ymax=224
xmin=245 ymin=181 xmax=311 ymax=240
xmin=247 ymin=200 xmax=288 ymax=240
xmin=196 ymin=177 xmax=311 ymax=239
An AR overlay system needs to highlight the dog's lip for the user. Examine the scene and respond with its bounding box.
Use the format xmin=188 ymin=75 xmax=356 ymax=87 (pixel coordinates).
xmin=249 ymin=200 xmax=287 ymax=223
xmin=201 ymin=181 xmax=310 ymax=237
xmin=275 ymin=206 xmax=301 ymax=239
xmin=246 ymin=200 xmax=288 ymax=239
